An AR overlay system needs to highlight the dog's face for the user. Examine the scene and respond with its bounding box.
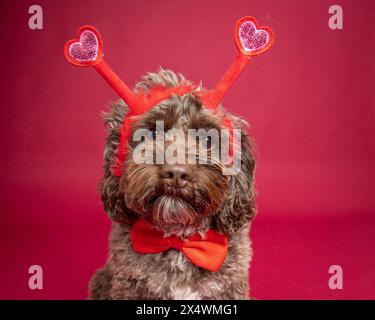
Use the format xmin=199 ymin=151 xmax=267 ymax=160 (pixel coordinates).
xmin=122 ymin=95 xmax=230 ymax=234
xmin=101 ymin=70 xmax=256 ymax=236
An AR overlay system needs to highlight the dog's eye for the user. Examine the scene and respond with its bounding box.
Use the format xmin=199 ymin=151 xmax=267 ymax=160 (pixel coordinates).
xmin=150 ymin=129 xmax=157 ymax=140
xmin=196 ymin=136 xmax=214 ymax=149
xmin=205 ymin=136 xmax=212 ymax=149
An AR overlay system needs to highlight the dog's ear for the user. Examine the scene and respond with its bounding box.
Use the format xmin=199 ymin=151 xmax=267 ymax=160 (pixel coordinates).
xmin=100 ymin=101 xmax=137 ymax=223
xmin=214 ymin=127 xmax=256 ymax=235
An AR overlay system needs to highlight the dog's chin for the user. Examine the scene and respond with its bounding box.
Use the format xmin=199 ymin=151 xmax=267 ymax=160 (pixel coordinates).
xmin=144 ymin=195 xmax=204 ymax=232
xmin=152 ymin=195 xmax=199 ymax=226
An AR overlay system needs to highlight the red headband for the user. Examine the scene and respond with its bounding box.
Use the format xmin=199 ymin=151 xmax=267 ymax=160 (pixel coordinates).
xmin=64 ymin=16 xmax=274 ymax=176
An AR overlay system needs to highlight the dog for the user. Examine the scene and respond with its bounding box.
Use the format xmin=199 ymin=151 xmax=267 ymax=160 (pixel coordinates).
xmin=88 ymin=69 xmax=256 ymax=300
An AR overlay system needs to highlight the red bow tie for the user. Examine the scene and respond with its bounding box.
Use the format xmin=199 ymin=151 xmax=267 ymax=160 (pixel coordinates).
xmin=130 ymin=219 xmax=228 ymax=272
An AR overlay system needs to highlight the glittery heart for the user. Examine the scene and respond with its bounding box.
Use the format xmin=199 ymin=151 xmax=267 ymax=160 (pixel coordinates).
xmin=64 ymin=25 xmax=103 ymax=67
xmin=234 ymin=16 xmax=274 ymax=56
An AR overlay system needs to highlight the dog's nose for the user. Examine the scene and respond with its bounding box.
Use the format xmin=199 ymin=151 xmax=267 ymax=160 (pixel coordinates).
xmin=161 ymin=165 xmax=193 ymax=188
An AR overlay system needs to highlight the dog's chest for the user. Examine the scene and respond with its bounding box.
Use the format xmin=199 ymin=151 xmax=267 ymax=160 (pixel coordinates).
xmin=170 ymin=287 xmax=201 ymax=300
xmin=141 ymin=251 xmax=199 ymax=299
xmin=144 ymin=251 xmax=222 ymax=300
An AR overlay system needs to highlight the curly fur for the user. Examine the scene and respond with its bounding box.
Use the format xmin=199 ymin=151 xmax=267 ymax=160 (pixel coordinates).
xmin=89 ymin=69 xmax=256 ymax=300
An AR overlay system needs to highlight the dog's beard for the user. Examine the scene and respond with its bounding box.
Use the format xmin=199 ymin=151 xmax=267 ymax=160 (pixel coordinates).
xmin=143 ymin=180 xmax=208 ymax=232
xmin=123 ymin=162 xmax=228 ymax=234
xmin=152 ymin=195 xmax=198 ymax=230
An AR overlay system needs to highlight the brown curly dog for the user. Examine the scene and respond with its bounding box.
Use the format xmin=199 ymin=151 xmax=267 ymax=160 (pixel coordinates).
xmin=89 ymin=69 xmax=256 ymax=300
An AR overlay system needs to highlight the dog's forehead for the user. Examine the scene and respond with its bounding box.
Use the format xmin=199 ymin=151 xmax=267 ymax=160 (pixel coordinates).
xmin=176 ymin=115 xmax=189 ymax=127
xmin=164 ymin=109 xmax=221 ymax=131
xmin=139 ymin=100 xmax=222 ymax=131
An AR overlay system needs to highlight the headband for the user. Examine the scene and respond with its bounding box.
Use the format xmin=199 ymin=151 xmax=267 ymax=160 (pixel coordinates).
xmin=64 ymin=16 xmax=274 ymax=176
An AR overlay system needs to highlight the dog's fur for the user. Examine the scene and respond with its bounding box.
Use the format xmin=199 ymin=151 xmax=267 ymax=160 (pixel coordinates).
xmin=88 ymin=69 xmax=257 ymax=300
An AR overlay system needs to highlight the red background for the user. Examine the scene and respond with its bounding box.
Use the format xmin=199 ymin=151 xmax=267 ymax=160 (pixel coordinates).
xmin=0 ymin=0 xmax=374 ymax=299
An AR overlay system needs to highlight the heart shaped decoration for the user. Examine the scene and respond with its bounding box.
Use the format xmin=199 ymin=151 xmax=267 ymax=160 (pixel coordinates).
xmin=64 ymin=25 xmax=103 ymax=67
xmin=234 ymin=16 xmax=274 ymax=56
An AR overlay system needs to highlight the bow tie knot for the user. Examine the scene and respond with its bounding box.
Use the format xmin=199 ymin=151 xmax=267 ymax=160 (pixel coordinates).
xmin=168 ymin=236 xmax=184 ymax=251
